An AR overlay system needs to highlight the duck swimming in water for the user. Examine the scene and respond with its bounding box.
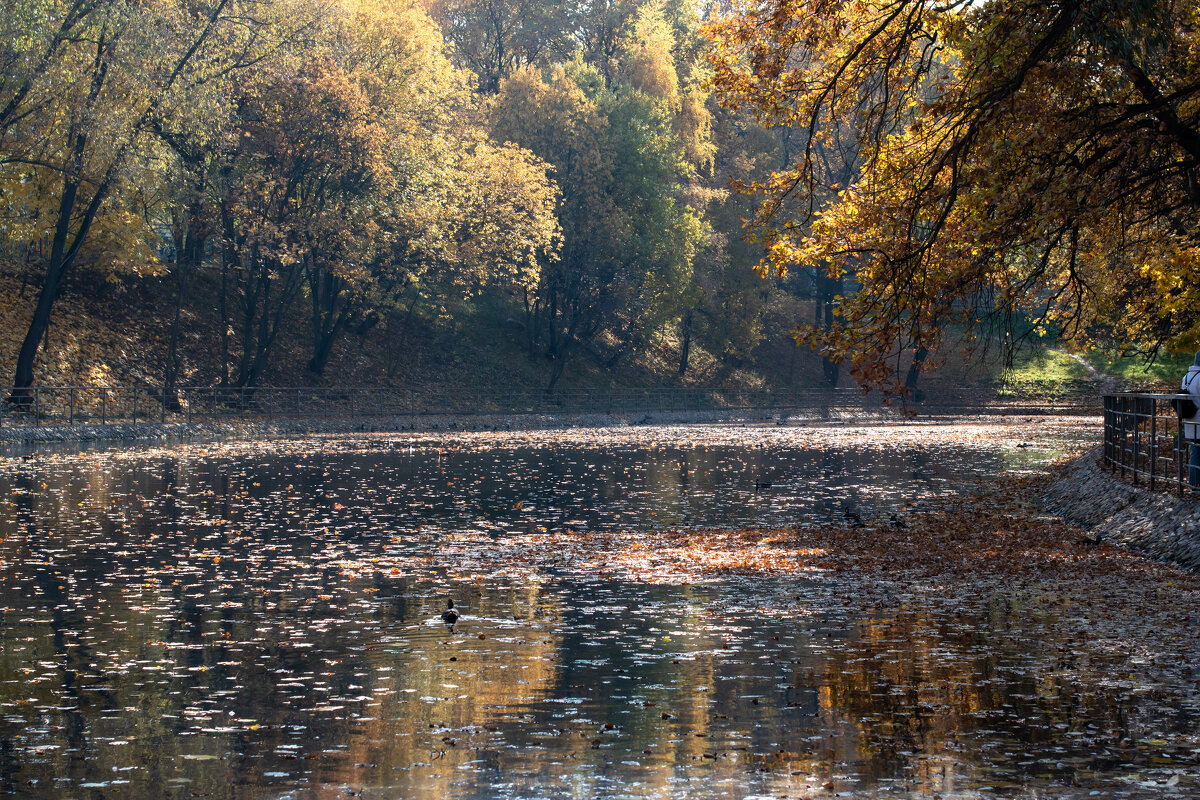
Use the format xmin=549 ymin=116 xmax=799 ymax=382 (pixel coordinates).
xmin=441 ymin=599 xmax=460 ymax=630
xmin=843 ymin=504 xmax=865 ymax=529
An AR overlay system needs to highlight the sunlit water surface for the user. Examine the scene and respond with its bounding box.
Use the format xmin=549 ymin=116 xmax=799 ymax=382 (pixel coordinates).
xmin=3 ymin=418 xmax=1195 ymax=799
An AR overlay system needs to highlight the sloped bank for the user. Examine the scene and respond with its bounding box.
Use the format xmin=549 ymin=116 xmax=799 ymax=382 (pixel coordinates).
xmin=1045 ymin=446 xmax=1200 ymax=570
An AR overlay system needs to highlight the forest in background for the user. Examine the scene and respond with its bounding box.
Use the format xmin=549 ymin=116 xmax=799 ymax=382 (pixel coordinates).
xmin=0 ymin=0 xmax=858 ymax=396
xmin=2 ymin=0 xmax=1196 ymax=398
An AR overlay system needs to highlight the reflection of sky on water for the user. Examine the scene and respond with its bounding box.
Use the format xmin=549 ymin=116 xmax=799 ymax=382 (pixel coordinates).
xmin=6 ymin=422 xmax=1196 ymax=799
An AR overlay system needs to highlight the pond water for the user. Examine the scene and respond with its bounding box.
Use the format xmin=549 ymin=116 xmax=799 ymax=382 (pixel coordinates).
xmin=3 ymin=418 xmax=1197 ymax=799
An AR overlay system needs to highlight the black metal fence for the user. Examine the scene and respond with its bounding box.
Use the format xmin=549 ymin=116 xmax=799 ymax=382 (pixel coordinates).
xmin=1103 ymin=393 xmax=1200 ymax=494
xmin=0 ymin=384 xmax=1029 ymax=428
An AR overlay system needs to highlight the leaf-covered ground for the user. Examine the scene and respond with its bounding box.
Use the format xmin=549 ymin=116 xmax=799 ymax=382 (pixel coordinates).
xmin=3 ymin=420 xmax=1198 ymax=799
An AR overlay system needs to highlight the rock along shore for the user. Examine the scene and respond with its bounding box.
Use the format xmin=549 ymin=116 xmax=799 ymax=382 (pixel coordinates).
xmin=1045 ymin=446 xmax=1200 ymax=570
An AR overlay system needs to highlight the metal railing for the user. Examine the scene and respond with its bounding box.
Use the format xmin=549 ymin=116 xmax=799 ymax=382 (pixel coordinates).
xmin=0 ymin=384 xmax=1041 ymax=428
xmin=1103 ymin=393 xmax=1200 ymax=494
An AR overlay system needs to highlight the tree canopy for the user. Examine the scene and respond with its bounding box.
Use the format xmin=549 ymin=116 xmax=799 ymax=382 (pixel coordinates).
xmin=0 ymin=0 xmax=567 ymax=389
xmin=4 ymin=0 xmax=984 ymax=392
xmin=707 ymin=0 xmax=1200 ymax=392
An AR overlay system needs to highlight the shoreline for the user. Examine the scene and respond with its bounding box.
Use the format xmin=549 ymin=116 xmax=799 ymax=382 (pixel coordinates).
xmin=1044 ymin=446 xmax=1200 ymax=571
xmin=0 ymin=401 xmax=1098 ymax=450
xmin=0 ymin=409 xmax=854 ymax=449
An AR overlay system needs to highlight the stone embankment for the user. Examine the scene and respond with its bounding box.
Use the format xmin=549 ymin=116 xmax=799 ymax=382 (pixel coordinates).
xmin=1045 ymin=446 xmax=1200 ymax=570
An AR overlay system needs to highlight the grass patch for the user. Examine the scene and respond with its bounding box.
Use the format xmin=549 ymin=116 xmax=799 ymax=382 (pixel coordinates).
xmin=1086 ymin=350 xmax=1193 ymax=390
xmin=996 ymin=347 xmax=1093 ymax=398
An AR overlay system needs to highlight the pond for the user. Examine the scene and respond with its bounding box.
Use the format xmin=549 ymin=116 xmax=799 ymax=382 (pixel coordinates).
xmin=3 ymin=417 xmax=1197 ymax=799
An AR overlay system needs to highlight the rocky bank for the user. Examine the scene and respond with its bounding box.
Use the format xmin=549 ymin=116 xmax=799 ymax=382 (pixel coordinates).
xmin=1045 ymin=446 xmax=1200 ymax=570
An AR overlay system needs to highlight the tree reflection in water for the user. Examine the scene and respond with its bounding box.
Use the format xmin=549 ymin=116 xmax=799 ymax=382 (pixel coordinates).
xmin=5 ymin=421 xmax=1194 ymax=799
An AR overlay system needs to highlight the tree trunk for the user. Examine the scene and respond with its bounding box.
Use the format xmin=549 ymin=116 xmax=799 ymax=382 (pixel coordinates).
xmin=308 ymin=303 xmax=352 ymax=378
xmin=904 ymin=346 xmax=929 ymax=402
xmin=235 ymin=257 xmax=260 ymax=386
xmin=239 ymin=258 xmax=303 ymax=387
xmin=163 ymin=198 xmax=205 ymax=410
xmin=307 ymin=262 xmax=332 ymax=377
xmin=813 ymin=268 xmax=842 ymax=387
xmin=384 ymin=290 xmax=421 ymax=379
xmin=678 ymin=308 xmax=694 ymax=376
xmin=12 ymin=168 xmax=108 ymax=394
xmin=12 ymin=31 xmax=116 ymax=395
xmin=545 ymin=300 xmax=581 ymax=390
xmin=523 ymin=286 xmax=542 ymax=359
xmin=821 ymin=297 xmax=839 ymax=387
xmin=307 ymin=264 xmax=355 ymax=379
xmin=163 ymin=241 xmax=187 ymax=410
xmin=219 ymin=207 xmax=236 ymax=385
xmin=243 ymin=267 xmax=274 ymax=386
xmin=546 ymin=343 xmax=569 ymax=390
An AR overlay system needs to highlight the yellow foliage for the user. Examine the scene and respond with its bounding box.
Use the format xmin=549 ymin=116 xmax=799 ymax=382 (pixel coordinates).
xmin=706 ymin=0 xmax=1200 ymax=392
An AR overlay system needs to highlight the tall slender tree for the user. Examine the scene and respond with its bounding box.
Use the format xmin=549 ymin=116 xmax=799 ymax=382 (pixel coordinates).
xmin=3 ymin=0 xmax=290 ymax=393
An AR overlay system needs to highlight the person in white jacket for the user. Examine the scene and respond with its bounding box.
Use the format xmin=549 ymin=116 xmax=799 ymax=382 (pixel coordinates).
xmin=1182 ymin=352 xmax=1200 ymax=484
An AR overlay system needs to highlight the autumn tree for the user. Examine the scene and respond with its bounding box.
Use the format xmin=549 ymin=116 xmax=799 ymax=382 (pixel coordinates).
xmin=313 ymin=0 xmax=560 ymax=381
xmin=706 ymin=0 xmax=1200 ymax=393
xmin=291 ymin=0 xmax=457 ymax=381
xmin=492 ymin=0 xmax=712 ymax=388
xmin=211 ymin=49 xmax=389 ymax=386
xmin=0 ymin=0 xmax=291 ymax=394
xmin=426 ymin=0 xmax=572 ymax=93
xmin=680 ymin=104 xmax=776 ymax=378
xmin=0 ymin=0 xmax=106 ymax=141
xmin=496 ymin=61 xmax=709 ymax=387
xmin=493 ymin=63 xmax=619 ymax=385
xmin=207 ymin=0 xmax=561 ymax=384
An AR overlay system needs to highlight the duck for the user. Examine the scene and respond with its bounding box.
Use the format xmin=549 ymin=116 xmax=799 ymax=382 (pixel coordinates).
xmin=754 ymin=479 xmax=773 ymax=491
xmin=889 ymin=513 xmax=906 ymax=529
xmin=441 ymin=599 xmax=460 ymax=629
xmin=843 ymin=504 xmax=865 ymax=529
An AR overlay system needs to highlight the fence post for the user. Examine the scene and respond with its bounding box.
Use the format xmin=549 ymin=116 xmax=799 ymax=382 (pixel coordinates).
xmin=160 ymin=387 xmax=166 ymax=423
xmin=1111 ymin=396 xmax=1119 ymax=472
xmin=132 ymin=386 xmax=138 ymax=424
xmin=69 ymin=387 xmax=75 ymax=425
xmin=1111 ymin=395 xmax=1119 ymax=471
xmin=101 ymin=388 xmax=107 ymax=425
xmin=1132 ymin=400 xmax=1140 ymax=484
xmin=1109 ymin=396 xmax=1117 ymax=472
xmin=1150 ymin=398 xmax=1157 ymax=491
xmin=1108 ymin=398 xmax=1118 ymax=479
xmin=1102 ymin=396 xmax=1110 ymax=468
xmin=1180 ymin=419 xmax=1188 ymax=495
